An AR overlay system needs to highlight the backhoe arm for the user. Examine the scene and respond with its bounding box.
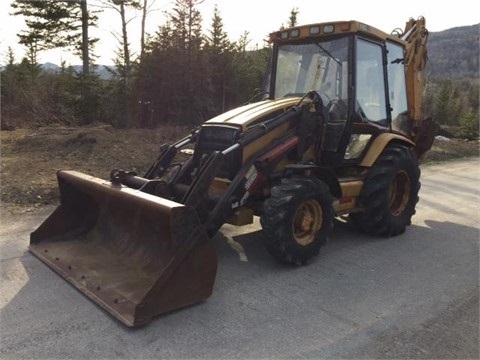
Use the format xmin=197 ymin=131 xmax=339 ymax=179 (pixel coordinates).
xmin=401 ymin=16 xmax=429 ymax=122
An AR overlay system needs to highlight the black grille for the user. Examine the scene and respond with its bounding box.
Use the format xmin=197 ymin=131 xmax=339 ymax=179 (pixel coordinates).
xmin=195 ymin=125 xmax=242 ymax=179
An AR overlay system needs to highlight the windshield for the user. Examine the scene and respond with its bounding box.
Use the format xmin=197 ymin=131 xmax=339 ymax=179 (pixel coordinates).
xmin=273 ymin=37 xmax=349 ymax=104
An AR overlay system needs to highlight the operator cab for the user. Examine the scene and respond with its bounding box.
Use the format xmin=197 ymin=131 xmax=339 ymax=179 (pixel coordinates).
xmin=267 ymin=21 xmax=410 ymax=163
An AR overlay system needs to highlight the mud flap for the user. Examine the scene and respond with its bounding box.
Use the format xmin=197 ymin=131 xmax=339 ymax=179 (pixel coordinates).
xmin=29 ymin=170 xmax=217 ymax=327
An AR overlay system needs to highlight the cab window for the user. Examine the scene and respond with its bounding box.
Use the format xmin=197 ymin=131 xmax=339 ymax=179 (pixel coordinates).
xmin=355 ymin=39 xmax=387 ymax=124
xmin=386 ymin=41 xmax=408 ymax=132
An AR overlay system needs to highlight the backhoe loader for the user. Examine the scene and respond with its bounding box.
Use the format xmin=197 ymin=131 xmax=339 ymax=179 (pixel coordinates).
xmin=30 ymin=16 xmax=436 ymax=327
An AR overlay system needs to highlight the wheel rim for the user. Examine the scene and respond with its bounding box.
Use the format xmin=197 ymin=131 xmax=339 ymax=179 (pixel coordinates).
xmin=292 ymin=199 xmax=323 ymax=246
xmin=389 ymin=170 xmax=411 ymax=216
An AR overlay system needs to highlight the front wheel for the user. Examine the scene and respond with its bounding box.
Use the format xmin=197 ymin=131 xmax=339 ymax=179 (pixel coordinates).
xmin=350 ymin=144 xmax=420 ymax=236
xmin=260 ymin=176 xmax=334 ymax=265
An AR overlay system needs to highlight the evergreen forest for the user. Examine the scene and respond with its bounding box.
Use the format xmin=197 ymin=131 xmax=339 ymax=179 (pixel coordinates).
xmin=1 ymin=0 xmax=479 ymax=140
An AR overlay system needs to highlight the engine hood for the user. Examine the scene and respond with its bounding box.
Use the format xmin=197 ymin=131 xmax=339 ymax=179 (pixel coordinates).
xmin=204 ymin=97 xmax=301 ymax=131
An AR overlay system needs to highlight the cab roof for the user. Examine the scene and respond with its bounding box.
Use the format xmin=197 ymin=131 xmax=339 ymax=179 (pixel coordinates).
xmin=269 ymin=20 xmax=406 ymax=46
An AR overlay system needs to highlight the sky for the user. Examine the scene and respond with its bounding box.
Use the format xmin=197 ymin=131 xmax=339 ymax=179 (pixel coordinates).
xmin=0 ymin=0 xmax=478 ymax=66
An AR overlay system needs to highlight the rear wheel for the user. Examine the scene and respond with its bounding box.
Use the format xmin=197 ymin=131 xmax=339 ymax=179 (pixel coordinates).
xmin=260 ymin=176 xmax=334 ymax=265
xmin=350 ymin=144 xmax=420 ymax=236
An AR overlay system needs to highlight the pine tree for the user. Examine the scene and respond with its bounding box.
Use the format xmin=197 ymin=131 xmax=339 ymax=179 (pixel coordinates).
xmin=11 ymin=0 xmax=98 ymax=74
xmin=434 ymin=79 xmax=461 ymax=126
xmin=136 ymin=21 xmax=180 ymax=126
xmin=168 ymin=0 xmax=206 ymax=122
xmin=232 ymin=44 xmax=271 ymax=105
xmin=204 ymin=5 xmax=234 ymax=113
xmin=11 ymin=0 xmax=99 ymax=124
xmin=288 ymin=8 xmax=299 ymax=28
xmin=135 ymin=1 xmax=271 ymax=126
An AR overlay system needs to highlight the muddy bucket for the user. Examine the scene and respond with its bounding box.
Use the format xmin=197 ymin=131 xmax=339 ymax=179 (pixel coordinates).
xmin=29 ymin=170 xmax=217 ymax=327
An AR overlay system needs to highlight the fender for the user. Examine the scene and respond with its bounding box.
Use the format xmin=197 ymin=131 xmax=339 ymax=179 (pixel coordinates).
xmin=360 ymin=133 xmax=414 ymax=167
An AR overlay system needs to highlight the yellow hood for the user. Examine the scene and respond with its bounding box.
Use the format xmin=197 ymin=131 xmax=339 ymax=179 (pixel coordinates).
xmin=205 ymin=97 xmax=301 ymax=131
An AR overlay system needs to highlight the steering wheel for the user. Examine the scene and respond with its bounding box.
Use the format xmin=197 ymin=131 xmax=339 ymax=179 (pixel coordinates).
xmin=326 ymin=99 xmax=348 ymax=121
xmin=318 ymin=92 xmax=332 ymax=105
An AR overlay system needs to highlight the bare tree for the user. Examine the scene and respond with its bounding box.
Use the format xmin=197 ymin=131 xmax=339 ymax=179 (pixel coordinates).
xmin=80 ymin=0 xmax=90 ymax=75
xmin=140 ymin=0 xmax=148 ymax=58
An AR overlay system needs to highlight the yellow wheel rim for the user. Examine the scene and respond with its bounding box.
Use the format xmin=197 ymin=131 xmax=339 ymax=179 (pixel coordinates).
xmin=292 ymin=199 xmax=323 ymax=246
xmin=389 ymin=170 xmax=411 ymax=216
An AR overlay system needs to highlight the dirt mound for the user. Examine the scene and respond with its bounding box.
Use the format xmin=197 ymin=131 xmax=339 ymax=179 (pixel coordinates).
xmin=11 ymin=126 xmax=116 ymax=164
xmin=13 ymin=125 xmax=113 ymax=151
xmin=1 ymin=125 xmax=190 ymax=212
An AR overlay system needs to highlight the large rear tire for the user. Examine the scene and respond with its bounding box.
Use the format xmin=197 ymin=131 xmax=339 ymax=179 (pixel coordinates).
xmin=350 ymin=144 xmax=420 ymax=236
xmin=260 ymin=176 xmax=334 ymax=265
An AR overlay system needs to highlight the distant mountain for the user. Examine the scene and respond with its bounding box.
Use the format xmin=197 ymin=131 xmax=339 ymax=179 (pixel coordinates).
xmin=426 ymin=24 xmax=479 ymax=78
xmin=40 ymin=62 xmax=60 ymax=71
xmin=73 ymin=65 xmax=116 ymax=80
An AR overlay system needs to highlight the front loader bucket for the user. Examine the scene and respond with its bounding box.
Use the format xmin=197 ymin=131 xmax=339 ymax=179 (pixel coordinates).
xmin=29 ymin=170 xmax=217 ymax=327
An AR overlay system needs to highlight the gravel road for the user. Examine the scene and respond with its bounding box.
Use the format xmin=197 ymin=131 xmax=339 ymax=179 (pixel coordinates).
xmin=1 ymin=159 xmax=479 ymax=359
